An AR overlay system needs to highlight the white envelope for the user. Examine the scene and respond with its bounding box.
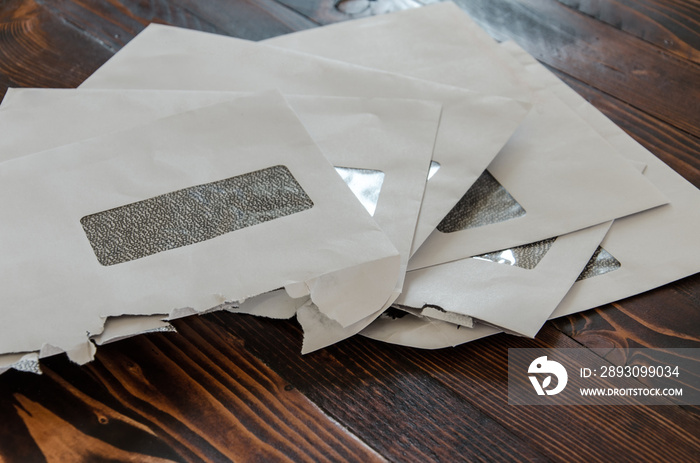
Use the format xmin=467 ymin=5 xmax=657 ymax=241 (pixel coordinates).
xmin=79 ymin=22 xmax=530 ymax=253
xmin=0 ymin=88 xmax=442 ymax=363
xmin=266 ymin=2 xmax=668 ymax=268
xmin=396 ymin=222 xmax=611 ymax=337
xmin=365 ymin=29 xmax=700 ymax=347
xmin=0 ymin=91 xmax=400 ymax=366
xmin=495 ymin=43 xmax=700 ymax=316
xmin=361 ymin=309 xmax=502 ymax=350
xmin=264 ymin=2 xmax=530 ymax=100
xmin=0 ymin=89 xmax=440 ymax=297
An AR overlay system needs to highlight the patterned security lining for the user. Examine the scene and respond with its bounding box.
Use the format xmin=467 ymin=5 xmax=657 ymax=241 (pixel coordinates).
xmin=576 ymin=246 xmax=621 ymax=281
xmin=335 ymin=166 xmax=385 ymax=216
xmin=472 ymin=237 xmax=557 ymax=270
xmin=437 ymin=170 xmax=525 ymax=232
xmin=81 ymin=165 xmax=313 ymax=266
xmin=7 ymin=357 xmax=41 ymax=375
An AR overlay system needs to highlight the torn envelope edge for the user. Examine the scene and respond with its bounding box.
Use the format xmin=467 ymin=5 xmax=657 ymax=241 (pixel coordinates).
xmin=230 ymin=284 xmax=396 ymax=355
xmin=78 ymin=22 xmax=531 ymax=255
xmin=93 ymin=314 xmax=176 ymax=345
xmin=0 ymin=352 xmax=43 ymax=375
xmin=397 ymin=222 xmax=612 ymax=338
xmin=360 ymin=309 xmax=501 ymax=350
xmin=237 ymin=202 xmax=607 ymax=352
xmin=0 ymin=88 xmax=441 ymax=299
xmin=0 ymin=89 xmax=438 ymax=356
xmin=0 ymin=313 xmax=177 ymax=375
xmin=0 ymin=91 xmax=400 ymax=370
xmin=265 ymin=3 xmax=667 ymax=262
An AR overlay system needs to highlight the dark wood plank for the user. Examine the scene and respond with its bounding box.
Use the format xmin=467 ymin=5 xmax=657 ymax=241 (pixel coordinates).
xmin=551 ymin=272 xmax=700 ymax=355
xmin=0 ymin=0 xmax=114 ymax=99
xmin=556 ymin=0 xmax=700 ymax=64
xmin=0 ymin=1 xmax=698 ymax=461
xmin=167 ymin=0 xmax=318 ymax=38
xmin=31 ymin=0 xmax=317 ymax=54
xmin=31 ymin=0 xmax=222 ymax=52
xmin=0 ymin=0 xmax=320 ymax=103
xmin=550 ymin=66 xmax=700 ymax=188
xmin=207 ymin=314 xmax=552 ymax=463
xmin=409 ymin=324 xmax=700 ymax=461
xmin=453 ymin=0 xmax=700 ymax=138
xmin=215 ymin=313 xmax=700 ymax=463
xmin=0 ymin=317 xmax=384 ymax=462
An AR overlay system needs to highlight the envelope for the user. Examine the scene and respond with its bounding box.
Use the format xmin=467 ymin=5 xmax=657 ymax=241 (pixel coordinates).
xmin=264 ymin=2 xmax=530 ymax=100
xmin=0 ymin=88 xmax=442 ymax=362
xmin=495 ymin=42 xmax=700 ymax=316
xmin=395 ymin=222 xmax=611 ymax=337
xmin=79 ymin=22 xmax=531 ymax=253
xmin=365 ymin=30 xmax=700 ymax=345
xmin=0 ymin=91 xmax=401 ymax=366
xmin=265 ymin=2 xmax=668 ymax=268
xmin=0 ymin=89 xmax=440 ymax=297
xmin=360 ymin=309 xmax=501 ymax=350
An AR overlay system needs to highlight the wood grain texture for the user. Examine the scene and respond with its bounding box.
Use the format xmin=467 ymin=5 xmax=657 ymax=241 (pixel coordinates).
xmin=0 ymin=317 xmax=384 ymax=462
xmin=551 ymin=66 xmax=700 ymax=188
xmin=453 ymin=0 xmax=700 ymax=138
xmin=0 ymin=0 xmax=113 ymax=97
xmin=0 ymin=0 xmax=698 ymax=461
xmin=215 ymin=313 xmax=700 ymax=463
xmin=556 ymin=0 xmax=700 ymax=63
xmin=0 ymin=0 xmax=320 ymax=101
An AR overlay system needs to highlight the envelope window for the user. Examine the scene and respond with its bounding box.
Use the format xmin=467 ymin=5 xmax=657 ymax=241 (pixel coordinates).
xmin=428 ymin=161 xmax=441 ymax=180
xmin=472 ymin=237 xmax=556 ymax=270
xmin=437 ymin=170 xmax=525 ymax=232
xmin=335 ymin=166 xmax=385 ymax=216
xmin=81 ymin=165 xmax=313 ymax=266
xmin=576 ymin=246 xmax=621 ymax=281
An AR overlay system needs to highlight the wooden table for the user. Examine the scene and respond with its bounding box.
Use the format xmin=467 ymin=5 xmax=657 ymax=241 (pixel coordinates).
xmin=1 ymin=1 xmax=698 ymax=461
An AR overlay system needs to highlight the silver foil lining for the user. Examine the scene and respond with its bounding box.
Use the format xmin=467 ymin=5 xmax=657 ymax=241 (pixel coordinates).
xmin=472 ymin=238 xmax=557 ymax=270
xmin=335 ymin=166 xmax=385 ymax=216
xmin=81 ymin=165 xmax=313 ymax=266
xmin=428 ymin=161 xmax=441 ymax=180
xmin=437 ymin=170 xmax=526 ymax=232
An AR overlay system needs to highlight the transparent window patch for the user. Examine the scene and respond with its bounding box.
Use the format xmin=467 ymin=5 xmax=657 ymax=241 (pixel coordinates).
xmin=81 ymin=165 xmax=313 ymax=266
xmin=437 ymin=170 xmax=526 ymax=233
xmin=576 ymin=246 xmax=621 ymax=281
xmin=335 ymin=166 xmax=385 ymax=216
xmin=472 ymin=238 xmax=557 ymax=270
xmin=428 ymin=161 xmax=441 ymax=180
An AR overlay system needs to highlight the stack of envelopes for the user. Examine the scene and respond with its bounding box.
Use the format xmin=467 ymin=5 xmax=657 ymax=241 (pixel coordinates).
xmin=1 ymin=2 xmax=699 ymax=374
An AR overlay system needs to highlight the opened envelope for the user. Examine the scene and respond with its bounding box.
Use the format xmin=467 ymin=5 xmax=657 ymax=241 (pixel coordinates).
xmin=494 ymin=42 xmax=700 ymax=317
xmin=266 ymin=2 xmax=668 ymax=267
xmin=78 ymin=22 xmax=531 ymax=254
xmin=0 ymin=88 xmax=442 ymax=358
xmin=395 ymin=222 xmax=611 ymax=337
xmin=0 ymin=91 xmax=400 ymax=366
xmin=364 ymin=34 xmax=700 ymax=347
